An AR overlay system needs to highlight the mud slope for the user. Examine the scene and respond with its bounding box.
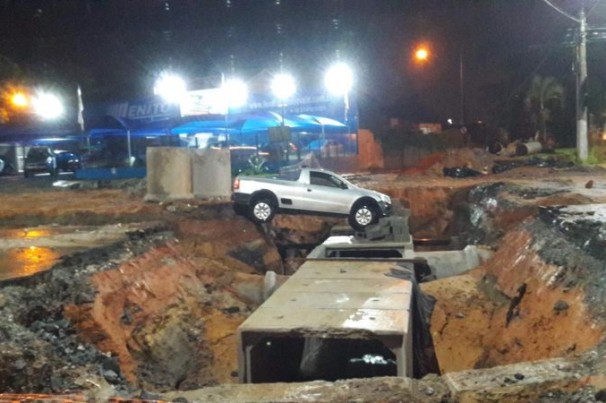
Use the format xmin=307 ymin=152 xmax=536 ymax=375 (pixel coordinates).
xmin=424 ymin=205 xmax=606 ymax=373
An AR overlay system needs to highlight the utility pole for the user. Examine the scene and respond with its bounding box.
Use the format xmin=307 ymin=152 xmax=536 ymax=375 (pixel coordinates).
xmin=459 ymin=50 xmax=465 ymax=126
xmin=576 ymin=7 xmax=588 ymax=161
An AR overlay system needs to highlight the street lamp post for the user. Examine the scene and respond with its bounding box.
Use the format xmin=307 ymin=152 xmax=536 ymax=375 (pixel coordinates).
xmin=413 ymin=44 xmax=466 ymax=126
xmin=325 ymin=62 xmax=353 ymax=151
xmin=153 ymin=71 xmax=187 ymax=165
xmin=459 ymin=50 xmax=465 ymax=126
xmin=271 ymin=73 xmax=296 ymax=160
xmin=221 ymin=77 xmax=248 ymax=144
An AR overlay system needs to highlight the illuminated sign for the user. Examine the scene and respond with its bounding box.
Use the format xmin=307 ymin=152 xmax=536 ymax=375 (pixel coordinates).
xmin=106 ymin=100 xmax=178 ymax=122
xmin=180 ymin=88 xmax=227 ymax=116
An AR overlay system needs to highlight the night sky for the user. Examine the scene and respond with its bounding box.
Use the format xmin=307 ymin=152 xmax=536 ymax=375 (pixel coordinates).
xmin=0 ymin=0 xmax=605 ymax=129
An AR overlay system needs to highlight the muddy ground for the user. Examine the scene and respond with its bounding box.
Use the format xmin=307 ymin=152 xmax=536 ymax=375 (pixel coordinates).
xmin=1 ymin=152 xmax=606 ymax=402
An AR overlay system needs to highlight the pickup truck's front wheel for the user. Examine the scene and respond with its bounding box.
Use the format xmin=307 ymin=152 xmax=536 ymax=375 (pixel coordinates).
xmin=250 ymin=197 xmax=276 ymax=224
xmin=349 ymin=202 xmax=378 ymax=231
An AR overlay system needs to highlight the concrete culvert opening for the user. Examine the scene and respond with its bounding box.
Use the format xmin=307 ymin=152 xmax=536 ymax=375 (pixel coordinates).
xmin=327 ymin=249 xmax=403 ymax=258
xmin=246 ymin=336 xmax=397 ymax=383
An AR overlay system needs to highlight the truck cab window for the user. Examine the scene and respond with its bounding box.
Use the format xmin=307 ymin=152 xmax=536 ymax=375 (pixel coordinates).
xmin=310 ymin=172 xmax=340 ymax=188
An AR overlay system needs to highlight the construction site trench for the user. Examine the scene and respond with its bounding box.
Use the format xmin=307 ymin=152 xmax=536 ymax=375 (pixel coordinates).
xmin=1 ymin=160 xmax=606 ymax=402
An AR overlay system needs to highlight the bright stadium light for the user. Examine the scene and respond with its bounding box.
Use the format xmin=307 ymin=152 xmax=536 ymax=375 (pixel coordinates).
xmin=271 ymin=73 xmax=296 ymax=102
xmin=32 ymin=92 xmax=64 ymax=120
xmin=154 ymin=72 xmax=187 ymax=103
xmin=222 ymin=77 xmax=248 ymax=109
xmin=324 ymin=62 xmax=353 ymax=96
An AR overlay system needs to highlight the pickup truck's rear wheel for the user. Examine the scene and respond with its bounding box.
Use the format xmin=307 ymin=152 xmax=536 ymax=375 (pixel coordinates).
xmin=349 ymin=202 xmax=378 ymax=231
xmin=250 ymin=198 xmax=276 ymax=224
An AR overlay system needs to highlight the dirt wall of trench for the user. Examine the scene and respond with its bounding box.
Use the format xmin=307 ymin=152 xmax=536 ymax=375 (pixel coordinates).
xmin=423 ymin=219 xmax=606 ymax=374
xmin=63 ymin=215 xmax=281 ymax=391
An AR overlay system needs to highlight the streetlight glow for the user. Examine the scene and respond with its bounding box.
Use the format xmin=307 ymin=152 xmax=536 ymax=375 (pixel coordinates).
xmin=414 ymin=47 xmax=429 ymax=62
xmin=10 ymin=92 xmax=28 ymax=108
xmin=271 ymin=73 xmax=296 ymax=101
xmin=324 ymin=62 xmax=353 ymax=96
xmin=32 ymin=92 xmax=64 ymax=120
xmin=154 ymin=72 xmax=187 ymax=103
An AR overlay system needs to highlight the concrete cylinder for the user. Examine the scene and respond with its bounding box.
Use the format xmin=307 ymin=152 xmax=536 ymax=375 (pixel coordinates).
xmin=145 ymin=147 xmax=193 ymax=201
xmin=516 ymin=141 xmax=543 ymax=156
xmin=191 ymin=148 xmax=231 ymax=198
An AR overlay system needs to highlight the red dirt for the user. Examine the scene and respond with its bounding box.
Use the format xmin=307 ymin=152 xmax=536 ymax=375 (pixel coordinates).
xmin=423 ymin=227 xmax=605 ymax=373
xmin=64 ymin=214 xmax=272 ymax=388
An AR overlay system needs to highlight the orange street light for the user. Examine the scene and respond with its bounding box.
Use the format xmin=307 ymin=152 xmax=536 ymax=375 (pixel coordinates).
xmin=414 ymin=47 xmax=429 ymax=63
xmin=10 ymin=92 xmax=28 ymax=108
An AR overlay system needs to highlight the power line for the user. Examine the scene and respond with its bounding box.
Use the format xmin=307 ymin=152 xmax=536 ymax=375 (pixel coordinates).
xmin=541 ymin=0 xmax=580 ymax=23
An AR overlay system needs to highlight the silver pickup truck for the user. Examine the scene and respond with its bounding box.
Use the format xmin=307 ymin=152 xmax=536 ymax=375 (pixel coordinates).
xmin=231 ymin=167 xmax=392 ymax=230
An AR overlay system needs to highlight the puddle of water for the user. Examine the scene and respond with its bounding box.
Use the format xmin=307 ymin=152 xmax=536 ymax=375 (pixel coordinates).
xmin=0 ymin=227 xmax=74 ymax=239
xmin=0 ymin=223 xmax=147 ymax=281
xmin=0 ymin=246 xmax=82 ymax=282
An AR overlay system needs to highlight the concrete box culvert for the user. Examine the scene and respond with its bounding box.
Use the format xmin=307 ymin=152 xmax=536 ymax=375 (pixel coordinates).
xmin=238 ymin=260 xmax=414 ymax=383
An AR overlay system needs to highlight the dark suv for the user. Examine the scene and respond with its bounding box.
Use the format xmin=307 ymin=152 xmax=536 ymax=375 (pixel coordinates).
xmin=24 ymin=146 xmax=81 ymax=177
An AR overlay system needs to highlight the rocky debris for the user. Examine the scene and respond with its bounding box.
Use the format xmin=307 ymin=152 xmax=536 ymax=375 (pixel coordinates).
xmin=428 ymin=148 xmax=495 ymax=176
xmin=442 ymin=167 xmax=483 ymax=178
xmin=162 ymin=375 xmax=451 ymax=403
xmin=492 ymin=156 xmax=574 ymax=174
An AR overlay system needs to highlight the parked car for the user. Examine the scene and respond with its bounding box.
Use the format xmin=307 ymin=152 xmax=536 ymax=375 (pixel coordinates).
xmin=24 ymin=146 xmax=81 ymax=177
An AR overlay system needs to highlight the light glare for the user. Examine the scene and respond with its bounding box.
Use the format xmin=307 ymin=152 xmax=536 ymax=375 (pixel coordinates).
xmin=32 ymin=92 xmax=64 ymax=120
xmin=223 ymin=78 xmax=248 ymax=108
xmin=271 ymin=73 xmax=296 ymax=101
xmin=11 ymin=92 xmax=28 ymax=108
xmin=154 ymin=72 xmax=187 ymax=103
xmin=415 ymin=47 xmax=429 ymax=62
xmin=325 ymin=62 xmax=353 ymax=96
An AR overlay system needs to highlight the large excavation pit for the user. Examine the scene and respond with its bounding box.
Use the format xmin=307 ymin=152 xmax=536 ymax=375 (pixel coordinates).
xmin=2 ymin=161 xmax=606 ymax=401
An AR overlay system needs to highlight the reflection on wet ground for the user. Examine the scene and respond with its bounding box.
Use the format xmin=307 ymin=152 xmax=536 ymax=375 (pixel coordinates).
xmin=0 ymin=247 xmax=66 ymax=281
xmin=0 ymin=224 xmax=144 ymax=282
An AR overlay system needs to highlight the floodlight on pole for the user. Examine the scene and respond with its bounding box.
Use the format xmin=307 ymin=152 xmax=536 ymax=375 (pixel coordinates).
xmin=222 ymin=77 xmax=249 ymax=109
xmin=271 ymin=72 xmax=296 ymax=161
xmin=325 ymin=62 xmax=354 ymax=140
xmin=271 ymin=73 xmax=296 ymax=102
xmin=324 ymin=62 xmax=353 ymax=96
xmin=222 ymin=77 xmax=249 ymax=144
xmin=32 ymin=92 xmax=64 ymax=120
xmin=153 ymin=72 xmax=187 ymax=103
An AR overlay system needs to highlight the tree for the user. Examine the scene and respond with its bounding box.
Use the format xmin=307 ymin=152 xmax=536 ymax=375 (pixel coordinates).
xmin=524 ymin=75 xmax=565 ymax=141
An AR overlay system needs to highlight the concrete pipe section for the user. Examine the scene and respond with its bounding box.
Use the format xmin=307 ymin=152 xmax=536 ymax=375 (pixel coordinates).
xmin=238 ymin=259 xmax=414 ymax=383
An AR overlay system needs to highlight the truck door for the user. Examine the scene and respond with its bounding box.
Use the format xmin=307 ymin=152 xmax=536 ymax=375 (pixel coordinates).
xmin=301 ymin=171 xmax=352 ymax=214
